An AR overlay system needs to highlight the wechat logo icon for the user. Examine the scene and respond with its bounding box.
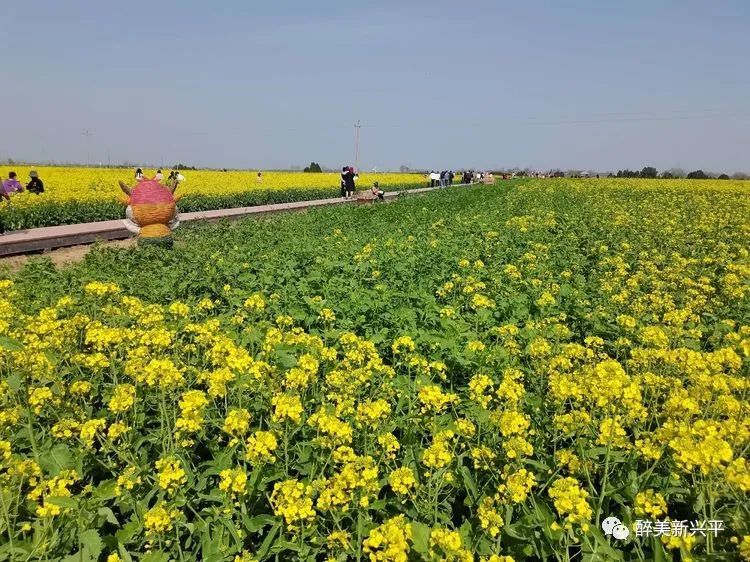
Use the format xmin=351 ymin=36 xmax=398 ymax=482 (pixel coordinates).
xmin=602 ymin=516 xmax=630 ymax=540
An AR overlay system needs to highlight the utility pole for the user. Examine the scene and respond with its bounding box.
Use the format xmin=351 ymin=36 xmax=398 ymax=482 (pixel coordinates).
xmin=354 ymin=120 xmax=361 ymax=171
xmin=83 ymin=130 xmax=91 ymax=167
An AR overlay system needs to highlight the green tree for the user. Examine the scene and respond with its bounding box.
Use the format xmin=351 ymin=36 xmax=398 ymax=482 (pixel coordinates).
xmin=304 ymin=162 xmax=322 ymax=173
xmin=640 ymin=166 xmax=658 ymax=178
xmin=686 ymin=170 xmax=708 ymax=179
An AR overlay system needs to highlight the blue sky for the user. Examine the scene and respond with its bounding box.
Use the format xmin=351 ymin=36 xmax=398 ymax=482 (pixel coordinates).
xmin=2 ymin=0 xmax=748 ymax=172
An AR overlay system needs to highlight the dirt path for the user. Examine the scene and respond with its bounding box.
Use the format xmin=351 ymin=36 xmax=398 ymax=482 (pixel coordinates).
xmin=0 ymin=239 xmax=135 ymax=273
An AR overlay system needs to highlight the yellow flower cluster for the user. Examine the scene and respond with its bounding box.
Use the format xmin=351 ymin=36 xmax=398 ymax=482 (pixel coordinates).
xmin=219 ymin=467 xmax=248 ymax=499
xmin=144 ymin=503 xmax=181 ymax=536
xmin=79 ymin=418 xmax=106 ymax=447
xmin=423 ymin=430 xmax=456 ymax=471
xmin=28 ymin=470 xmax=78 ymax=518
xmin=308 ymin=408 xmax=353 ymax=448
xmin=418 ymin=384 xmax=458 ymax=413
xmin=388 ymin=467 xmax=417 ymax=496
xmin=271 ymin=394 xmax=304 ymax=424
xmin=245 ymin=431 xmax=278 ymax=464
xmin=270 ymin=479 xmax=316 ymax=529
xmin=108 ymin=384 xmax=136 ymax=413
xmin=497 ymin=467 xmax=536 ymax=504
xmin=316 ymin=455 xmax=379 ymax=511
xmin=155 ymin=457 xmax=187 ymax=495
xmin=429 ymin=527 xmax=473 ymax=561
xmin=547 ymin=477 xmax=593 ymax=532
xmin=174 ymin=389 xmax=209 ymax=443
xmin=634 ymin=489 xmax=667 ymax=519
xmin=223 ymin=408 xmax=251 ymax=445
xmin=477 ymin=496 xmax=504 ymax=538
xmin=363 ymin=515 xmax=413 ymax=562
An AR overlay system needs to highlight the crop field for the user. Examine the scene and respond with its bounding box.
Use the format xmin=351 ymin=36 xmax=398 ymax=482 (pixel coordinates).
xmin=0 ymin=178 xmax=749 ymax=561
xmin=0 ymin=167 xmax=426 ymax=231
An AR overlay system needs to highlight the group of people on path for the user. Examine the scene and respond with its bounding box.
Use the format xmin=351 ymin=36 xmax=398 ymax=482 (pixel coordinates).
xmin=427 ymin=170 xmax=488 ymax=188
xmin=428 ymin=170 xmax=455 ymax=188
xmin=340 ymin=166 xmax=385 ymax=202
xmin=1 ymin=170 xmax=44 ymax=204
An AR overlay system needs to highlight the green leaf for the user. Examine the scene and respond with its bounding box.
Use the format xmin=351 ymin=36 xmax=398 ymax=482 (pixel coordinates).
xmin=5 ymin=373 xmax=21 ymax=391
xmin=458 ymin=519 xmax=473 ymax=544
xmin=44 ymin=350 xmax=59 ymax=366
xmin=79 ymin=529 xmax=103 ymax=560
xmin=459 ymin=465 xmax=478 ymax=503
xmin=93 ymin=479 xmax=118 ymax=501
xmin=62 ymin=550 xmax=95 ymax=562
xmin=46 ymin=496 xmax=77 ymax=508
xmin=652 ymin=540 xmax=668 ymax=562
xmin=0 ymin=336 xmax=24 ymax=351
xmin=582 ymin=525 xmax=624 ymax=561
xmin=410 ymin=521 xmax=431 ymax=555
xmin=97 ymin=506 xmax=120 ymax=525
xmin=115 ymin=520 xmax=140 ymax=544
xmin=268 ymin=540 xmax=300 ymax=555
xmin=39 ymin=444 xmax=75 ymax=475
xmin=141 ymin=551 xmax=169 ymax=562
xmin=117 ymin=544 xmax=134 ymax=562
xmin=243 ymin=514 xmax=275 ymax=533
xmin=255 ymin=522 xmax=281 ymax=559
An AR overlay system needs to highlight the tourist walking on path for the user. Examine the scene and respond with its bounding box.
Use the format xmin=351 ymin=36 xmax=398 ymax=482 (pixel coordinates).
xmin=26 ymin=171 xmax=44 ymax=194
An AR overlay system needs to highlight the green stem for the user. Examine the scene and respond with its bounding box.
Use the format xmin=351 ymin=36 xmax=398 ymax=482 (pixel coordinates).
xmin=0 ymin=489 xmax=14 ymax=556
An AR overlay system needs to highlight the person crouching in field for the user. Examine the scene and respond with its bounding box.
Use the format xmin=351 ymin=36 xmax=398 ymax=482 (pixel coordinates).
xmin=2 ymin=171 xmax=24 ymax=203
xmin=26 ymin=170 xmax=44 ymax=194
xmin=371 ymin=181 xmax=384 ymax=201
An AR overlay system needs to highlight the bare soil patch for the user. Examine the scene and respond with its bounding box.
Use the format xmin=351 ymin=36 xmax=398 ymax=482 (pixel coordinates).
xmin=0 ymin=239 xmax=136 ymax=273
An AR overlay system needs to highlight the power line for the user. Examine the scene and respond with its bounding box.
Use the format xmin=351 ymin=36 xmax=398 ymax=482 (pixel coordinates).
xmin=361 ymin=112 xmax=748 ymax=129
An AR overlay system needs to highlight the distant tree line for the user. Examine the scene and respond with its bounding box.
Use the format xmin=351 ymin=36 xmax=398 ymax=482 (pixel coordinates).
xmin=303 ymin=162 xmax=322 ymax=173
xmin=606 ymin=167 xmax=745 ymax=180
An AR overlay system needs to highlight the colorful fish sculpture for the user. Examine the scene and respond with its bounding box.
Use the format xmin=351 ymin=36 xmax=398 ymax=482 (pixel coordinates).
xmin=118 ymin=177 xmax=182 ymax=245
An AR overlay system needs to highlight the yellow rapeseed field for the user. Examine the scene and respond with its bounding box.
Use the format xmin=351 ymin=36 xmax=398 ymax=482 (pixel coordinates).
xmin=1 ymin=178 xmax=749 ymax=561
xmin=0 ymin=167 xmax=427 ymax=230
xmin=2 ymin=167 xmax=425 ymax=204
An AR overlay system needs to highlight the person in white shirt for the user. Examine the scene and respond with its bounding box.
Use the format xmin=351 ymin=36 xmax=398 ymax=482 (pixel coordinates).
xmin=155 ymin=169 xmax=164 ymax=182
xmin=167 ymin=171 xmax=186 ymax=192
